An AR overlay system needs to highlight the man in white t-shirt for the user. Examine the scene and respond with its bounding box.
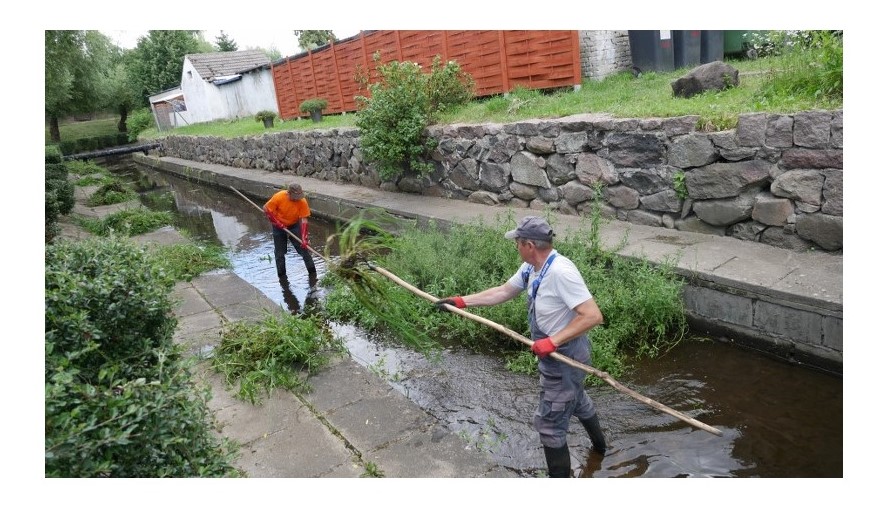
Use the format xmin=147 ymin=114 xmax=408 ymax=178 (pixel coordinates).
xmin=436 ymin=216 xmax=607 ymax=478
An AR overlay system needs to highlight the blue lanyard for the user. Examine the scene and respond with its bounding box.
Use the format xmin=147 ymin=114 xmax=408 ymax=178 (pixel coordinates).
xmin=523 ymin=253 xmax=557 ymax=317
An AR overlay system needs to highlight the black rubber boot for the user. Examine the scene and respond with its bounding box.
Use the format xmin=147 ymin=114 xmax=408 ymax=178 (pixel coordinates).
xmin=543 ymin=444 xmax=572 ymax=478
xmin=580 ymin=414 xmax=607 ymax=455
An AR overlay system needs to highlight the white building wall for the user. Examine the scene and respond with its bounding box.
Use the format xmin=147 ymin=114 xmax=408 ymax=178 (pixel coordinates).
xmin=180 ymin=58 xmax=278 ymax=125
xmin=222 ymin=70 xmax=278 ymax=117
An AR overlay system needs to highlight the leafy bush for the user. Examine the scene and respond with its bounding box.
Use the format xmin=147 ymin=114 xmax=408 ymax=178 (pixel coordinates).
xmin=45 ymin=237 xmax=239 ymax=477
xmin=45 ymin=163 xmax=68 ymax=182
xmin=58 ymin=133 xmax=131 ymax=156
xmin=45 ymin=145 xmax=63 ymax=164
xmin=355 ymin=54 xmax=474 ymax=180
xmin=45 ymin=162 xmax=74 ymax=242
xmin=126 ymin=107 xmax=156 ymax=142
xmin=46 ymin=178 xmax=75 ymax=215
xmin=254 ymin=110 xmax=278 ymax=122
xmin=298 ymin=98 xmax=327 ymax=113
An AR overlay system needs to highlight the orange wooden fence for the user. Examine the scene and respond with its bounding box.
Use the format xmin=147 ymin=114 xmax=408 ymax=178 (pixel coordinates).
xmin=271 ymin=30 xmax=581 ymax=120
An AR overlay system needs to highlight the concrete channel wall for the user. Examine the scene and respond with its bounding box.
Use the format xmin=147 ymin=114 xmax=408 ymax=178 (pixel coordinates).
xmin=133 ymin=153 xmax=843 ymax=375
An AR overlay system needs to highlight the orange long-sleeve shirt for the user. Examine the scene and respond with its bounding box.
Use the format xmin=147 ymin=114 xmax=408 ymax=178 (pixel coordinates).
xmin=264 ymin=190 xmax=311 ymax=227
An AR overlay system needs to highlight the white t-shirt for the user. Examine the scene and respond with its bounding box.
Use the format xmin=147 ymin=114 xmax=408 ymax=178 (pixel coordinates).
xmin=506 ymin=250 xmax=593 ymax=337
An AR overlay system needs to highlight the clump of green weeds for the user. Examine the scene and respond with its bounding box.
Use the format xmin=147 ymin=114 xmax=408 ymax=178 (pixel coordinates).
xmin=77 ymin=208 xmax=174 ymax=236
xmin=748 ymin=30 xmax=842 ymax=104
xmin=361 ymin=461 xmax=385 ymax=477
xmin=673 ymin=170 xmax=688 ymax=200
xmin=146 ymin=241 xmax=231 ymax=283
xmin=211 ymin=312 xmax=346 ymax=405
xmin=86 ymin=179 xmax=138 ymax=206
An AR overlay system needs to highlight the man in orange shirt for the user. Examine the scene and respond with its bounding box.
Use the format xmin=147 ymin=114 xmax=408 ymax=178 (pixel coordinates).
xmin=263 ymin=182 xmax=317 ymax=281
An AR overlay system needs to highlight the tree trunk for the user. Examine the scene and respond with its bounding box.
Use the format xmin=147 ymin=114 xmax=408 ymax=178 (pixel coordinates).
xmin=49 ymin=115 xmax=61 ymax=142
xmin=117 ymin=106 xmax=129 ymax=134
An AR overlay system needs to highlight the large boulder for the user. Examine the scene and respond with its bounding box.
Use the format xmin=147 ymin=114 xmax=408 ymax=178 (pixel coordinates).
xmin=671 ymin=61 xmax=740 ymax=98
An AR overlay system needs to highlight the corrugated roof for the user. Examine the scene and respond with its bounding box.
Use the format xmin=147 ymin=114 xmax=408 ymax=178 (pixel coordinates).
xmin=185 ymin=50 xmax=270 ymax=81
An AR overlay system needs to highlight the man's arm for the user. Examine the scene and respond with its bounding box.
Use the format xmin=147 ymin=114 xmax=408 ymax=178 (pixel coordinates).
xmin=435 ymin=282 xmax=521 ymax=311
xmin=462 ymin=282 xmax=522 ymax=307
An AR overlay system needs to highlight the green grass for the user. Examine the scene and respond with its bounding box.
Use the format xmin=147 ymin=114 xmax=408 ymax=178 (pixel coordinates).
xmin=50 ymin=116 xmax=119 ymax=142
xmin=139 ymin=113 xmax=359 ymax=140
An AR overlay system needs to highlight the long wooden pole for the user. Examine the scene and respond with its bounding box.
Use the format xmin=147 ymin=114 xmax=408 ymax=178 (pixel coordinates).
xmin=229 ymin=186 xmax=722 ymax=437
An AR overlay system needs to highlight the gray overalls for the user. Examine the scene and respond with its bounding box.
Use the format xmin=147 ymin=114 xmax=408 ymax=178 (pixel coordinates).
xmin=524 ymin=256 xmax=597 ymax=449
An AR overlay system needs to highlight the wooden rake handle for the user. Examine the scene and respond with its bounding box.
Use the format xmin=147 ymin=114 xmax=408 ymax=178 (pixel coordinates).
xmin=368 ymin=263 xmax=723 ymax=437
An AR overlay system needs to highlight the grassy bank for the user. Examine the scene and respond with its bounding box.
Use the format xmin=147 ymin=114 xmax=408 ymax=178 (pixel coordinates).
xmin=135 ymin=49 xmax=841 ymax=142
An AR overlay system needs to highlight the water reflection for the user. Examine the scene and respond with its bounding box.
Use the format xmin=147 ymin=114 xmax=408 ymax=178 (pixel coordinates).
xmin=105 ymin=156 xmax=843 ymax=477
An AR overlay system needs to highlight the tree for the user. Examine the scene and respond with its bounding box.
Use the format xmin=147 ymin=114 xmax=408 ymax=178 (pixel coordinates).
xmin=45 ymin=30 xmax=114 ymax=142
xmin=127 ymin=31 xmax=206 ymax=104
xmin=263 ymin=45 xmax=282 ymax=61
xmin=105 ymin=49 xmax=142 ymax=134
xmin=294 ymin=30 xmax=336 ymax=52
xmin=215 ymin=31 xmax=238 ymax=52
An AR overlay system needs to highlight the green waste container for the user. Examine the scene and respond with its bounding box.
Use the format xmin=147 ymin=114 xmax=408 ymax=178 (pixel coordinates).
xmin=724 ymin=30 xmax=768 ymax=56
xmin=701 ymin=30 xmax=725 ymax=63
xmin=724 ymin=30 xmax=749 ymax=56
xmin=628 ymin=30 xmax=675 ymax=72
xmin=673 ymin=30 xmax=702 ymax=69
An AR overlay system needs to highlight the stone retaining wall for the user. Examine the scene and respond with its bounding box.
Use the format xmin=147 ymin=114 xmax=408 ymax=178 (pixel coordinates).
xmin=157 ymin=109 xmax=843 ymax=253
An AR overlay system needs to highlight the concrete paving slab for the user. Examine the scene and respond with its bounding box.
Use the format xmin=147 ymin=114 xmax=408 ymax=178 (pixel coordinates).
xmin=210 ymin=387 xmax=307 ymax=444
xmin=171 ymin=283 xmax=215 ymax=317
xmin=710 ymin=254 xmax=800 ymax=289
xmin=233 ymin=406 xmax=361 ymax=478
xmin=218 ymin=299 xmax=281 ymax=322
xmin=192 ymin=272 xmax=266 ymax=308
xmin=89 ymin=200 xmax=144 ymax=218
xmin=174 ymin=328 xmax=223 ymax=355
xmin=325 ymin=390 xmax=435 ymax=452
xmin=364 ymin=426 xmax=508 ymax=478
xmin=194 ymin=366 xmax=241 ymax=411
xmin=772 ymin=261 xmax=844 ymax=309
xmin=303 ymin=358 xmax=395 ymax=414
xmin=130 ymin=225 xmax=188 ymax=247
xmin=175 ymin=309 xmax=224 ymax=338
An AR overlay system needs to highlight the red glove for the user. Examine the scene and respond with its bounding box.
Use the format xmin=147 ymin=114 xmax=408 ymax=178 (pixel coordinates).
xmin=301 ymin=221 xmax=309 ymax=248
xmin=435 ymin=296 xmax=466 ymax=311
xmin=265 ymin=209 xmax=285 ymax=229
xmin=531 ymin=337 xmax=557 ymax=358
